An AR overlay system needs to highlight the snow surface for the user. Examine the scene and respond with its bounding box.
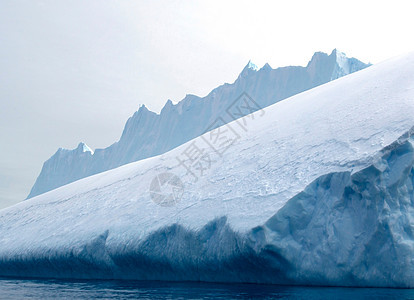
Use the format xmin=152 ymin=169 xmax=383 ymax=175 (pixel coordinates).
xmin=1 ymin=52 xmax=414 ymax=286
xmin=27 ymin=50 xmax=370 ymax=199
xmin=80 ymin=143 xmax=94 ymax=154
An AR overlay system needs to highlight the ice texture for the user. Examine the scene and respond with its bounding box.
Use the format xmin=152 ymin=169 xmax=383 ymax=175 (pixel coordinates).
xmin=1 ymin=52 xmax=414 ymax=287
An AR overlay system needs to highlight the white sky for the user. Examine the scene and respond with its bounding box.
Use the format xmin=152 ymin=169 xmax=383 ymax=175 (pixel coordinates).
xmin=1 ymin=0 xmax=414 ymax=209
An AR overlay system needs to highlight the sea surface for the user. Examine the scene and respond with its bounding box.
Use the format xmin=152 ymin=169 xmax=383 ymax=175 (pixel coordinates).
xmin=0 ymin=278 xmax=414 ymax=299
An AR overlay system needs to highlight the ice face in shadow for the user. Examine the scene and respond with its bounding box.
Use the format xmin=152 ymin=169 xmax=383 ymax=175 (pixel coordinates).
xmin=259 ymin=132 xmax=414 ymax=287
xmin=2 ymin=133 xmax=414 ymax=287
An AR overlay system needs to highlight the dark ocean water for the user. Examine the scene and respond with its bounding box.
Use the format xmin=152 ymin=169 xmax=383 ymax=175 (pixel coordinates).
xmin=0 ymin=278 xmax=414 ymax=299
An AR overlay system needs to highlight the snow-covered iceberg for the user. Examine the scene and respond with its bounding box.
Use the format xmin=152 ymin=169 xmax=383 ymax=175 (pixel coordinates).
xmin=1 ymin=52 xmax=414 ymax=287
xmin=27 ymin=49 xmax=370 ymax=199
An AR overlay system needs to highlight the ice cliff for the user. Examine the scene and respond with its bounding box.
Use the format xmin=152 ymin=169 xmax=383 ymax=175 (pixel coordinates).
xmin=27 ymin=49 xmax=370 ymax=198
xmin=1 ymin=51 xmax=414 ymax=287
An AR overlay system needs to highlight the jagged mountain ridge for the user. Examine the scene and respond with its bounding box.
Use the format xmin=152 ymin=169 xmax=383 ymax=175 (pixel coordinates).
xmin=27 ymin=49 xmax=370 ymax=198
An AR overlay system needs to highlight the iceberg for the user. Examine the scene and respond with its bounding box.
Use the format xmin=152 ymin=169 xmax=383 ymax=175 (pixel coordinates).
xmin=27 ymin=49 xmax=370 ymax=199
xmin=1 ymin=52 xmax=414 ymax=287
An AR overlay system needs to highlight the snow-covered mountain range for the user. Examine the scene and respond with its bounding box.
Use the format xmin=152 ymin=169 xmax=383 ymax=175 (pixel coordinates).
xmin=2 ymin=51 xmax=414 ymax=287
xmin=27 ymin=49 xmax=370 ymax=199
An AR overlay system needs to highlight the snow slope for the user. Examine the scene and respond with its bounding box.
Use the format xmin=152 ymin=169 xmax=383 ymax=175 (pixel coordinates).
xmin=27 ymin=49 xmax=370 ymax=199
xmin=1 ymin=52 xmax=414 ymax=287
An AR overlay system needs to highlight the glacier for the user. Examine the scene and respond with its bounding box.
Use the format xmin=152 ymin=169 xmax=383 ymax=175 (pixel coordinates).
xmin=27 ymin=49 xmax=370 ymax=199
xmin=1 ymin=51 xmax=414 ymax=287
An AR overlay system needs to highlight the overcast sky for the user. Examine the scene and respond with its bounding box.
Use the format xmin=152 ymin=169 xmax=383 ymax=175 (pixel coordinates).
xmin=1 ymin=0 xmax=414 ymax=209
